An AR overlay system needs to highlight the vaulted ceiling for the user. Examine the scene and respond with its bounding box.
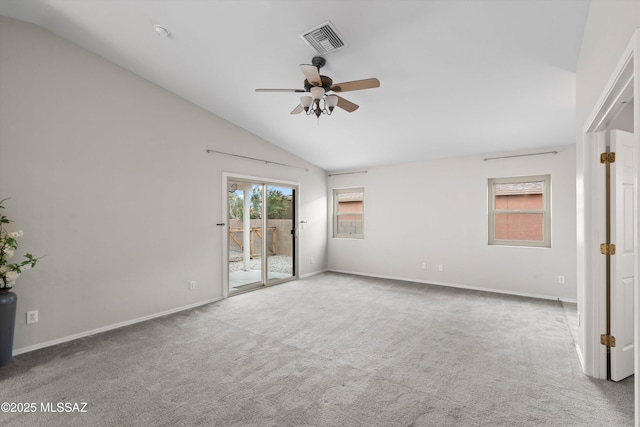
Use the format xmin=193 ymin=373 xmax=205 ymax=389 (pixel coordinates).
xmin=0 ymin=0 xmax=589 ymax=171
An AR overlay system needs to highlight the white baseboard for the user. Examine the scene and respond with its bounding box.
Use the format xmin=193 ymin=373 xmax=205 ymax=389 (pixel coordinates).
xmin=13 ymin=296 xmax=223 ymax=356
xmin=300 ymin=269 xmax=328 ymax=279
xmin=327 ymin=269 xmax=578 ymax=303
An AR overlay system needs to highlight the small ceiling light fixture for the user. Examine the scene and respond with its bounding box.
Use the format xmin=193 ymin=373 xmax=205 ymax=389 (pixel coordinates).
xmin=153 ymin=24 xmax=170 ymax=38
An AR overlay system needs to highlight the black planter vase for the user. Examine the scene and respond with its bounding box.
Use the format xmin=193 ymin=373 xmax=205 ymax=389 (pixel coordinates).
xmin=0 ymin=288 xmax=17 ymax=367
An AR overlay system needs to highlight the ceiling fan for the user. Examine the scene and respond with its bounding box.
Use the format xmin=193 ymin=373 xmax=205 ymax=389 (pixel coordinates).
xmin=255 ymin=56 xmax=380 ymax=118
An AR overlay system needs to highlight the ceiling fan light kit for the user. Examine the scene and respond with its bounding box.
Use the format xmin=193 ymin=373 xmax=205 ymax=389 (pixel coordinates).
xmin=300 ymin=92 xmax=338 ymax=118
xmin=256 ymin=56 xmax=380 ymax=121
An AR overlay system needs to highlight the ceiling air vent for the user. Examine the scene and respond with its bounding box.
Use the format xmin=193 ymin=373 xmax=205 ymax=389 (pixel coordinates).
xmin=300 ymin=21 xmax=345 ymax=54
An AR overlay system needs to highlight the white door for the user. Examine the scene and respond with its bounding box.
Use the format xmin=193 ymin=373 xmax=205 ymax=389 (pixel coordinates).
xmin=610 ymin=129 xmax=636 ymax=381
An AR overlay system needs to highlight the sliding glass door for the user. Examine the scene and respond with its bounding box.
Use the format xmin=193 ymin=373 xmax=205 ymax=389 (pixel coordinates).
xmin=227 ymin=178 xmax=296 ymax=295
xmin=266 ymin=185 xmax=294 ymax=284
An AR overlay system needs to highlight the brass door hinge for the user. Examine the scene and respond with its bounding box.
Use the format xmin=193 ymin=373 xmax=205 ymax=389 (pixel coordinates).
xmin=601 ymin=334 xmax=616 ymax=347
xmin=600 ymin=152 xmax=616 ymax=164
xmin=600 ymin=243 xmax=616 ymax=255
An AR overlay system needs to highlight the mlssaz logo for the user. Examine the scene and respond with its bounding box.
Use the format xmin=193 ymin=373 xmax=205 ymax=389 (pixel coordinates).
xmin=41 ymin=402 xmax=88 ymax=413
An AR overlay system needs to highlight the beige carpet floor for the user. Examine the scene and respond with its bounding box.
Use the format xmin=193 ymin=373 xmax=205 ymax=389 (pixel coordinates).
xmin=0 ymin=272 xmax=634 ymax=426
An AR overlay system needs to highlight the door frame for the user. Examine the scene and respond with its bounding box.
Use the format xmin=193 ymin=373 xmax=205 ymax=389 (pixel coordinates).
xmin=579 ymin=27 xmax=638 ymax=411
xmin=221 ymin=172 xmax=300 ymax=298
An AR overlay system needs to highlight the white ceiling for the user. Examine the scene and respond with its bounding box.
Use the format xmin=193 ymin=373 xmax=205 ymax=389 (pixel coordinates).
xmin=0 ymin=0 xmax=589 ymax=171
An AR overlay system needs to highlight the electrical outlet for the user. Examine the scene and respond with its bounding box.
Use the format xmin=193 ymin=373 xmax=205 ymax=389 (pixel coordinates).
xmin=558 ymin=276 xmax=565 ymax=284
xmin=26 ymin=310 xmax=38 ymax=325
xmin=189 ymin=280 xmax=196 ymax=290
xmin=438 ymin=265 xmax=444 ymax=272
xmin=421 ymin=262 xmax=427 ymax=270
xmin=310 ymin=257 xmax=314 ymax=265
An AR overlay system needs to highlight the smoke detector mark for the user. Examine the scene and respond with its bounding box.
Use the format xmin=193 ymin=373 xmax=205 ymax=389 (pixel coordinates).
xmin=300 ymin=21 xmax=345 ymax=54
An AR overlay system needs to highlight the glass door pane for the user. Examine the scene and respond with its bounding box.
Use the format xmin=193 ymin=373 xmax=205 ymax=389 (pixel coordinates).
xmin=226 ymin=178 xmax=297 ymax=295
xmin=228 ymin=181 xmax=264 ymax=294
xmin=266 ymin=185 xmax=295 ymax=284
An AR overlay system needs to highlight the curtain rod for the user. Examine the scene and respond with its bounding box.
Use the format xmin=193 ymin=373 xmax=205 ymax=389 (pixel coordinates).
xmin=327 ymin=171 xmax=368 ymax=177
xmin=483 ymin=151 xmax=558 ymax=162
xmin=206 ymin=149 xmax=309 ymax=171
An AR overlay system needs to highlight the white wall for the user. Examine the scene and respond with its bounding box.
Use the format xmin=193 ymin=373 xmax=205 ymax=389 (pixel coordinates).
xmin=0 ymin=16 xmax=327 ymax=353
xmin=328 ymin=145 xmax=577 ymax=301
xmin=576 ymin=1 xmax=640 ymax=128
xmin=575 ymin=0 xmax=640 ymax=378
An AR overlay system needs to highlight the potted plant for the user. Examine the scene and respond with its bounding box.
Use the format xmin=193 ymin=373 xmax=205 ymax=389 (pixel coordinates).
xmin=0 ymin=198 xmax=39 ymax=366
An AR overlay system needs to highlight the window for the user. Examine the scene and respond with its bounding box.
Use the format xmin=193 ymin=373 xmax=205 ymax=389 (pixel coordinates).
xmin=488 ymin=175 xmax=550 ymax=247
xmin=333 ymin=188 xmax=364 ymax=238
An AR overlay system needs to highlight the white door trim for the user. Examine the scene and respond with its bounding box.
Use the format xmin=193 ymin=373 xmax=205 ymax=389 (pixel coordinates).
xmin=221 ymin=172 xmax=300 ymax=298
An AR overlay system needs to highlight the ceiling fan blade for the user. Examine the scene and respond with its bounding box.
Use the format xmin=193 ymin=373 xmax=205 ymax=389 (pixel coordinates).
xmin=300 ymin=64 xmax=322 ymax=86
xmin=290 ymin=104 xmax=304 ymax=115
xmin=336 ymin=96 xmax=359 ymax=112
xmin=255 ymin=89 xmax=305 ymax=92
xmin=330 ymin=78 xmax=380 ymax=93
